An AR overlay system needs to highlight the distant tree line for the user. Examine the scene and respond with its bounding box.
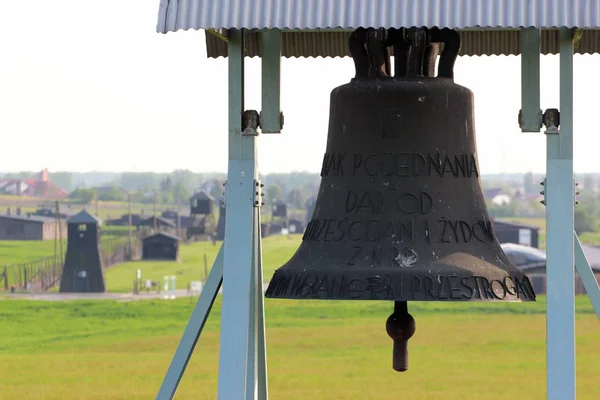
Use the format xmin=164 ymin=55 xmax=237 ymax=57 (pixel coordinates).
xmin=5 ymin=170 xmax=600 ymax=234
xmin=53 ymin=170 xmax=321 ymax=209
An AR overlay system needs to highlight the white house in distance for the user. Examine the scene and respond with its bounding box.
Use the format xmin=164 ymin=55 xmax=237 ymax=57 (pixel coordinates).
xmin=484 ymin=188 xmax=512 ymax=206
xmin=491 ymin=193 xmax=512 ymax=206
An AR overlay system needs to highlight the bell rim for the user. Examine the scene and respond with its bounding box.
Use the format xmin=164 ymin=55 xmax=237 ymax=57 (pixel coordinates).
xmin=265 ymin=267 xmax=537 ymax=303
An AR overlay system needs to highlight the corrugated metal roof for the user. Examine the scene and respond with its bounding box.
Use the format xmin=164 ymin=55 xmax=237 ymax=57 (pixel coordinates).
xmin=0 ymin=214 xmax=58 ymax=224
xmin=142 ymin=232 xmax=181 ymax=241
xmin=157 ymin=0 xmax=600 ymax=33
xmin=204 ymin=28 xmax=600 ymax=57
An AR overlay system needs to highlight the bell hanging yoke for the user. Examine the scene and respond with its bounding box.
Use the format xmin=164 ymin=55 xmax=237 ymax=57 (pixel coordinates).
xmin=265 ymin=26 xmax=536 ymax=373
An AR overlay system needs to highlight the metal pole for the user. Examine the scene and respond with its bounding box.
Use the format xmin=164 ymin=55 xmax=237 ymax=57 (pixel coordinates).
xmin=519 ymin=28 xmax=542 ymax=132
xmin=545 ymin=27 xmax=575 ymax=400
xmin=204 ymin=254 xmax=208 ymax=282
xmin=128 ymin=194 xmax=133 ymax=260
xmin=56 ymin=201 xmax=64 ymax=265
xmin=153 ymin=190 xmax=158 ymax=231
xmin=245 ymin=204 xmax=268 ymax=400
xmin=261 ymin=29 xmax=282 ymax=133
xmin=155 ymin=247 xmax=224 ymax=399
xmin=217 ymin=28 xmax=266 ymax=400
xmin=255 ymin=216 xmax=268 ymax=399
xmin=176 ymin=190 xmax=181 ymax=237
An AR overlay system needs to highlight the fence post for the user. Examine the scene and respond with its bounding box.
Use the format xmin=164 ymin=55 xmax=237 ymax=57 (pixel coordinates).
xmin=3 ymin=266 xmax=7 ymax=290
xmin=204 ymin=254 xmax=208 ymax=282
xmin=12 ymin=266 xmax=17 ymax=289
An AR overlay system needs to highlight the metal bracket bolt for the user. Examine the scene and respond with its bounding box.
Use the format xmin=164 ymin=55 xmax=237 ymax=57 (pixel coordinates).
xmin=539 ymin=178 xmax=581 ymax=206
xmin=221 ymin=181 xmax=228 ymax=207
xmin=540 ymin=179 xmax=546 ymax=206
xmin=253 ymin=180 xmax=265 ymax=207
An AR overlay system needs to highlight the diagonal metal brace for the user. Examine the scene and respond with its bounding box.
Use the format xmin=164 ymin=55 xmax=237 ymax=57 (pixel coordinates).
xmin=574 ymin=232 xmax=600 ymax=320
xmin=156 ymin=246 xmax=224 ymax=400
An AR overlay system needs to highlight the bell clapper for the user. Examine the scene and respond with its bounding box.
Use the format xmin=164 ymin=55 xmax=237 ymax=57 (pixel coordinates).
xmin=386 ymin=301 xmax=416 ymax=372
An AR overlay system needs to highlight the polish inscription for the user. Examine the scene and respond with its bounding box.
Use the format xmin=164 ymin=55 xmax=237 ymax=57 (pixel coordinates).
xmin=320 ymin=151 xmax=479 ymax=178
xmin=312 ymin=150 xmax=492 ymax=267
xmin=302 ymin=217 xmax=494 ymax=266
xmin=266 ymin=271 xmax=536 ymax=301
xmin=344 ymin=190 xmax=433 ymax=215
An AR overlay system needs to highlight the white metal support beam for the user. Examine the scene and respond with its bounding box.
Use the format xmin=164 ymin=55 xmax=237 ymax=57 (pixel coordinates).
xmin=260 ymin=29 xmax=283 ymax=133
xmin=246 ymin=210 xmax=268 ymax=400
xmin=155 ymin=247 xmax=224 ymax=399
xmin=520 ymin=27 xmax=543 ymax=132
xmin=574 ymin=233 xmax=600 ymax=320
xmin=545 ymin=27 xmax=576 ymax=400
xmin=255 ymin=232 xmax=268 ymax=399
xmin=217 ymin=28 xmax=268 ymax=400
xmin=155 ymin=28 xmax=269 ymax=400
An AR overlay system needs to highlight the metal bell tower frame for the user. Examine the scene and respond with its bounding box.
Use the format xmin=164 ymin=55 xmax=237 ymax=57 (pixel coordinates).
xmin=155 ymin=1 xmax=600 ymax=399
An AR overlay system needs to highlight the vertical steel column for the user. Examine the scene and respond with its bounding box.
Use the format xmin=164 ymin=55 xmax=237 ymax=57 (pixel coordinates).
xmin=255 ymin=221 xmax=268 ymax=400
xmin=217 ymin=28 xmax=265 ymax=400
xmin=546 ymin=27 xmax=575 ymax=400
xmin=520 ymin=28 xmax=542 ymax=132
xmin=245 ymin=207 xmax=268 ymax=400
xmin=260 ymin=29 xmax=282 ymax=133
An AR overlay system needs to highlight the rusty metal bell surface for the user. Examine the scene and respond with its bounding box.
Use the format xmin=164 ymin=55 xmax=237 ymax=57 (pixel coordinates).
xmin=265 ymin=27 xmax=536 ymax=305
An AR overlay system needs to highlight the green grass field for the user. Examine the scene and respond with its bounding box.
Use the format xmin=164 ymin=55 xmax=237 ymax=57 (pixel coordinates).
xmin=0 ymin=231 xmax=131 ymax=289
xmin=0 ymin=296 xmax=598 ymax=399
xmin=0 ymin=240 xmax=67 ymax=265
xmin=0 ymin=228 xmax=130 ymax=267
xmin=3 ymin=215 xmax=600 ymax=292
xmin=104 ymin=235 xmax=299 ymax=292
xmin=1 ymin=220 xmax=599 ymax=399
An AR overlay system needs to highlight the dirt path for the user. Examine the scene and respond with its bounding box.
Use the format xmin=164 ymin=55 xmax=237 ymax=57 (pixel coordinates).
xmin=2 ymin=289 xmax=196 ymax=301
xmin=1 ymin=283 xmax=270 ymax=301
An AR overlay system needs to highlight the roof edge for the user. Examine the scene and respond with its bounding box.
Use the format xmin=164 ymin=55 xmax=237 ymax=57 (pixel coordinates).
xmin=203 ymin=28 xmax=600 ymax=58
xmin=159 ymin=25 xmax=600 ymax=35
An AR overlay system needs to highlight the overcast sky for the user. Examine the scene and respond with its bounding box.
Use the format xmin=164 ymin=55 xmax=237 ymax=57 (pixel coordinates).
xmin=2 ymin=0 xmax=600 ymax=175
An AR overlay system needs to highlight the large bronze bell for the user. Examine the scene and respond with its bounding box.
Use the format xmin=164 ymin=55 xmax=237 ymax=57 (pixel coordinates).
xmin=265 ymin=27 xmax=536 ymax=372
